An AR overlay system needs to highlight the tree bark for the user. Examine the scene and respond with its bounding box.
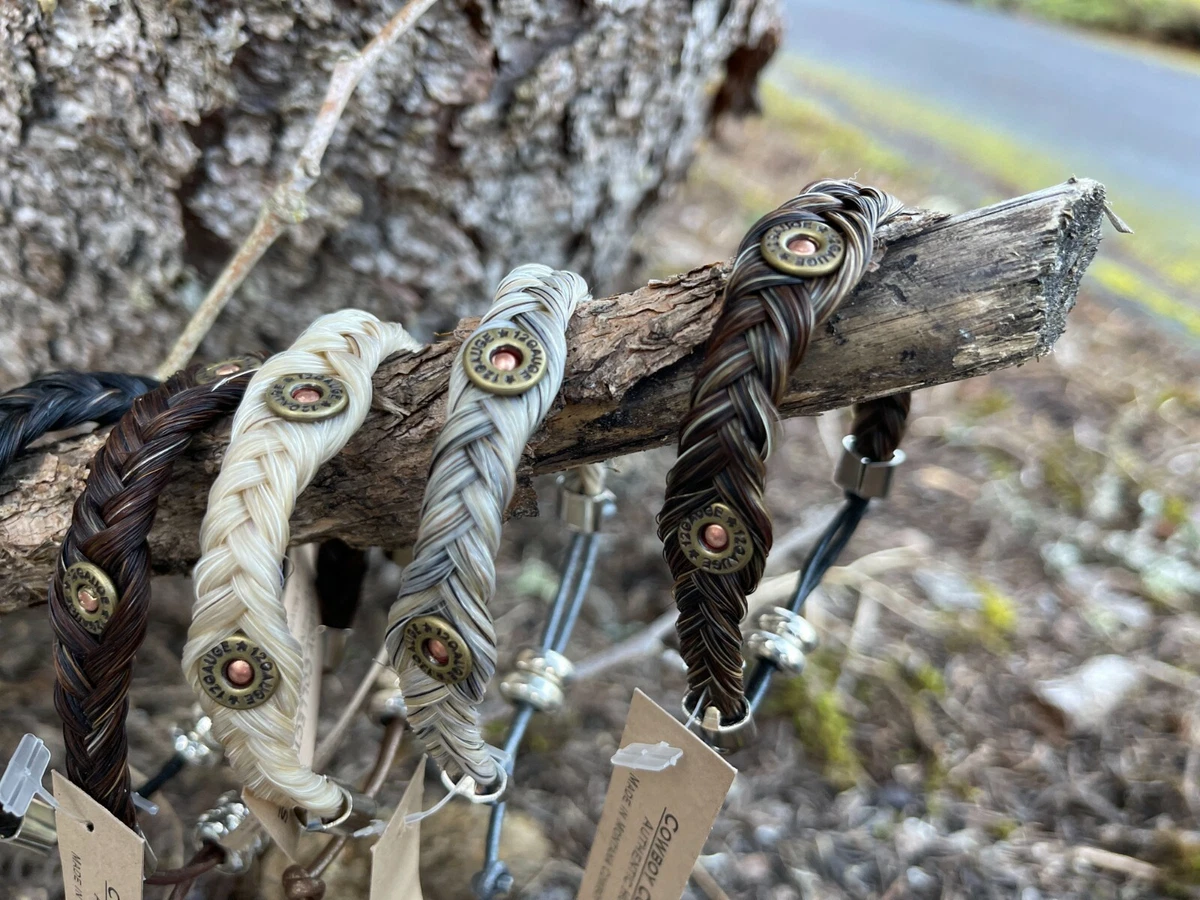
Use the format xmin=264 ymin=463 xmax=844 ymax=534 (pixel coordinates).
xmin=0 ymin=0 xmax=779 ymax=383
xmin=0 ymin=179 xmax=1106 ymax=613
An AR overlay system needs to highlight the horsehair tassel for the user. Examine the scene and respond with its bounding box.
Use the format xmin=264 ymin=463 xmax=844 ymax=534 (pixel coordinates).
xmin=182 ymin=311 xmax=422 ymax=818
xmin=658 ymin=179 xmax=906 ymax=724
xmin=384 ymin=263 xmax=588 ymax=787
xmin=48 ymin=356 xmax=261 ymax=828
xmin=0 ymin=371 xmax=158 ymax=477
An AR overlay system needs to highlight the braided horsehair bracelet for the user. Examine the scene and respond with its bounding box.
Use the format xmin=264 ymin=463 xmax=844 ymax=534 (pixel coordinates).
xmin=658 ymin=179 xmax=906 ymax=746
xmin=384 ymin=263 xmax=588 ymax=790
xmin=182 ymin=311 xmax=421 ymax=822
xmin=47 ymin=355 xmax=260 ymax=829
xmin=0 ymin=371 xmax=158 ymax=477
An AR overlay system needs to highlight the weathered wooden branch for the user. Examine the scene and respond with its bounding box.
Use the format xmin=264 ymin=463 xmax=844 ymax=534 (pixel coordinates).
xmin=0 ymin=179 xmax=1105 ymax=612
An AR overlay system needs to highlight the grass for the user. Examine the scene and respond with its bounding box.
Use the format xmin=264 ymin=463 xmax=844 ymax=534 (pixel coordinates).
xmin=766 ymin=651 xmax=864 ymax=789
xmin=961 ymin=0 xmax=1200 ymax=48
xmin=767 ymin=56 xmax=1200 ymax=334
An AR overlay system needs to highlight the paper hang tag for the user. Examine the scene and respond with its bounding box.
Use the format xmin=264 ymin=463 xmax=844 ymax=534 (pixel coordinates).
xmin=286 ymin=543 xmax=323 ymax=767
xmin=53 ymin=771 xmax=145 ymax=900
xmin=243 ymin=543 xmax=324 ymax=861
xmin=577 ymin=690 xmax=736 ymax=900
xmin=241 ymin=789 xmax=305 ymax=862
xmin=369 ymin=756 xmax=426 ymax=900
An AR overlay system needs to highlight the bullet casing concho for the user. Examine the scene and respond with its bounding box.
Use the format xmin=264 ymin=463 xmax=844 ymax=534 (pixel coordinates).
xmin=265 ymin=373 xmax=349 ymax=421
xmin=195 ymin=355 xmax=262 ymax=385
xmin=198 ymin=636 xmax=279 ymax=710
xmin=402 ymin=615 xmax=473 ymax=685
xmin=462 ymin=326 xmax=547 ymax=396
xmin=678 ymin=502 xmax=753 ymax=574
xmin=63 ymin=562 xmax=119 ymax=634
xmin=760 ymin=220 xmax=845 ymax=277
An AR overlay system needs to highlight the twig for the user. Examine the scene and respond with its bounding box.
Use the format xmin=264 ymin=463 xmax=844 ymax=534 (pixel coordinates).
xmin=155 ymin=0 xmax=441 ymax=379
xmin=1071 ymin=846 xmax=1161 ymax=881
xmin=690 ymin=860 xmax=732 ymax=900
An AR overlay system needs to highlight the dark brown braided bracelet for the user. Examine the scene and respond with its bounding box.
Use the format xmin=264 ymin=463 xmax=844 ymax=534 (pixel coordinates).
xmin=658 ymin=179 xmax=906 ymax=742
xmin=48 ymin=354 xmax=262 ymax=829
xmin=0 ymin=371 xmax=157 ymax=477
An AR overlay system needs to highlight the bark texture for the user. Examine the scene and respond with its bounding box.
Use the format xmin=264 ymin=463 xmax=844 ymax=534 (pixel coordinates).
xmin=0 ymin=179 xmax=1107 ymax=613
xmin=0 ymin=0 xmax=779 ymax=383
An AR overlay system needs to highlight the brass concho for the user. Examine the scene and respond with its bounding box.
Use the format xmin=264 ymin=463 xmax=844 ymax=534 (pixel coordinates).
xmin=264 ymin=373 xmax=349 ymax=422
xmin=400 ymin=615 xmax=474 ymax=685
xmin=195 ymin=355 xmax=262 ymax=385
xmin=63 ymin=562 xmax=119 ymax=635
xmin=760 ymin=220 xmax=845 ymax=277
xmin=197 ymin=635 xmax=279 ymax=710
xmin=462 ymin=326 xmax=547 ymax=396
xmin=677 ymin=502 xmax=753 ymax=574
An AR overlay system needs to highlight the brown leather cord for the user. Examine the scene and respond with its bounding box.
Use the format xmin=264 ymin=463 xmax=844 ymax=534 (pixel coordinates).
xmin=48 ymin=359 xmax=261 ymax=829
xmin=144 ymin=844 xmax=223 ymax=887
xmin=658 ymin=180 xmax=905 ymax=722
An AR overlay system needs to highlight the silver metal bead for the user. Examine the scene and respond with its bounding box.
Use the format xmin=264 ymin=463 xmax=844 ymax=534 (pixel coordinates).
xmin=745 ymin=607 xmax=819 ymax=675
xmin=500 ymin=671 xmax=566 ymax=712
xmin=515 ymin=649 xmax=574 ymax=682
xmin=499 ymin=649 xmax=574 ymax=712
xmin=833 ymin=435 xmax=906 ymax=499
xmin=194 ymin=791 xmax=267 ymax=874
xmin=172 ymin=710 xmax=225 ymax=766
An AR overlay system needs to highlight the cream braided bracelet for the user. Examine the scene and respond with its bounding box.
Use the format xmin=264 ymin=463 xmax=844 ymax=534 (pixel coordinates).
xmin=384 ymin=263 xmax=588 ymax=789
xmin=182 ymin=310 xmax=422 ymax=819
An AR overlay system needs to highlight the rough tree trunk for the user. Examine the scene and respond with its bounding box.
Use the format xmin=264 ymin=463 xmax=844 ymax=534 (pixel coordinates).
xmin=0 ymin=0 xmax=779 ymax=384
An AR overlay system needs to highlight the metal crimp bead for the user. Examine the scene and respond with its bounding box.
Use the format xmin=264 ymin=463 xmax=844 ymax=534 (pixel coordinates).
xmin=0 ymin=734 xmax=57 ymax=854
xmin=682 ymin=696 xmax=755 ymax=755
xmin=833 ymin=435 xmax=906 ymax=499
xmin=194 ymin=791 xmax=268 ymax=874
xmin=745 ymin=607 xmax=820 ymax=675
xmin=555 ymin=475 xmax=616 ymax=534
xmin=499 ymin=649 xmax=574 ymax=713
xmin=367 ymin=669 xmax=408 ymax=727
xmin=0 ymin=797 xmax=56 ymax=854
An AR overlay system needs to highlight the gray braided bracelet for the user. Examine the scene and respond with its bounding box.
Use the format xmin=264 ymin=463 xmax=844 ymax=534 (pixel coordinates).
xmin=384 ymin=263 xmax=589 ymax=788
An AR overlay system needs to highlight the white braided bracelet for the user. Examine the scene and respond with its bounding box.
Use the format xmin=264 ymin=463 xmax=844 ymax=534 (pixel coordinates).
xmin=182 ymin=309 xmax=422 ymax=819
xmin=384 ymin=263 xmax=588 ymax=788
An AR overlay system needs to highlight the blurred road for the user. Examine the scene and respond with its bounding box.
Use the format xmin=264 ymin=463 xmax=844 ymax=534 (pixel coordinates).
xmin=781 ymin=0 xmax=1200 ymax=204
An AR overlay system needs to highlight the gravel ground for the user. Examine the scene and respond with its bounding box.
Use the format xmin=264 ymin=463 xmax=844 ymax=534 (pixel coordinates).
xmin=4 ymin=100 xmax=1200 ymax=900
